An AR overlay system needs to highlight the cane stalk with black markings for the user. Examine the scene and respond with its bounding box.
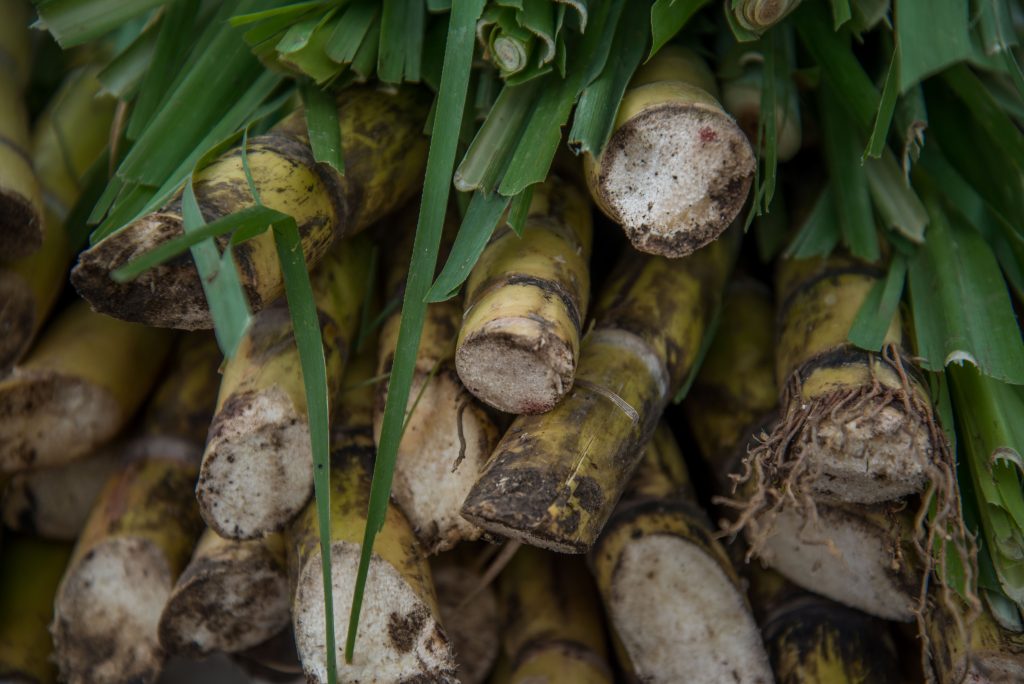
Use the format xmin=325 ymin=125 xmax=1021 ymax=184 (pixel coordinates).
xmin=72 ymin=86 xmax=428 ymax=330
xmin=0 ymin=301 xmax=173 ymax=473
xmin=197 ymin=236 xmax=370 ymax=540
xmin=455 ymin=174 xmax=593 ymax=414
xmin=288 ymin=349 xmax=457 ymax=683
xmin=463 ymin=228 xmax=737 ymax=552
xmin=51 ymin=334 xmax=221 ymax=684
xmin=928 ymin=598 xmax=1024 ymax=684
xmin=0 ymin=67 xmax=115 ymax=373
xmin=590 ymin=423 xmax=773 ymax=684
xmin=686 ymin=280 xmax=920 ymax=621
xmin=499 ymin=546 xmax=612 ymax=683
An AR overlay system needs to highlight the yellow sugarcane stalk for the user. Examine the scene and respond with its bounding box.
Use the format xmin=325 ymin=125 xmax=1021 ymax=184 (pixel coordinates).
xmin=590 ymin=424 xmax=773 ymax=684
xmin=159 ymin=528 xmax=290 ymax=657
xmin=72 ymin=86 xmax=429 ymax=330
xmin=375 ymin=215 xmax=501 ymax=554
xmin=0 ymin=300 xmax=173 ymax=473
xmin=455 ymin=174 xmax=593 ymax=414
xmin=0 ymin=534 xmax=72 ymax=684
xmin=0 ymin=67 xmax=115 ymax=373
xmin=686 ymin=281 xmax=920 ymax=622
xmin=51 ymin=334 xmax=221 ymax=684
xmin=288 ymin=349 xmax=457 ymax=683
xmin=583 ymin=46 xmax=754 ymax=258
xmin=747 ymin=563 xmax=903 ymax=684
xmin=463 ymin=230 xmax=737 ymax=552
xmin=2 ymin=443 xmax=121 ymax=540
xmin=498 ymin=546 xmax=612 ymax=684
xmin=0 ymin=0 xmax=43 ymax=262
xmin=928 ymin=600 xmax=1024 ymax=683
xmin=197 ymin=236 xmax=370 ymax=540
xmin=431 ymin=551 xmax=501 ymax=684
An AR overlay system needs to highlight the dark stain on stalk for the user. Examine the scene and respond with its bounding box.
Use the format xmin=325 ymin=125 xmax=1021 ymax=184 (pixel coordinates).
xmin=388 ymin=606 xmax=428 ymax=653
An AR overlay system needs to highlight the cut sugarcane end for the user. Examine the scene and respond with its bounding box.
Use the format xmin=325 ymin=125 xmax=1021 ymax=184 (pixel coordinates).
xmin=197 ymin=387 xmax=312 ymax=540
xmin=0 ymin=270 xmax=34 ymax=372
xmin=293 ymin=542 xmax=457 ymax=684
xmin=52 ymin=537 xmax=172 ymax=684
xmin=590 ymin=97 xmax=754 ymax=258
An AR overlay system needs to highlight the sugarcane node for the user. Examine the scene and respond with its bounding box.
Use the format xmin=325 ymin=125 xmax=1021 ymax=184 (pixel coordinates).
xmin=587 ymin=97 xmax=754 ymax=259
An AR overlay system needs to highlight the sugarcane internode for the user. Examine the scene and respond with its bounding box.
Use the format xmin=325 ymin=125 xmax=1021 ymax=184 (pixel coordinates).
xmin=463 ymin=230 xmax=737 ymax=552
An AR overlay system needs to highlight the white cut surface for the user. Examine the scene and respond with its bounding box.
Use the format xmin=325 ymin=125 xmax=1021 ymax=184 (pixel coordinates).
xmin=759 ymin=505 xmax=916 ymax=622
xmin=198 ymin=386 xmax=311 ymax=539
xmin=53 ymin=537 xmax=171 ymax=684
xmin=610 ymin=534 xmax=772 ymax=684
xmin=456 ymin=316 xmax=571 ymax=415
xmin=599 ymin=103 xmax=753 ymax=256
xmin=804 ymin=403 xmax=930 ymax=504
xmin=293 ymin=541 xmax=456 ymax=684
xmin=0 ymin=371 xmax=120 ymax=472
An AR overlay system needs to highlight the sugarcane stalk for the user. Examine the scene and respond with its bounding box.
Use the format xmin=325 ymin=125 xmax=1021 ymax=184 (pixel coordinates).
xmin=0 ymin=300 xmax=173 ymax=473
xmin=746 ymin=563 xmax=903 ymax=684
xmin=51 ymin=334 xmax=221 ymax=684
xmin=732 ymin=0 xmax=804 ymax=35
xmin=589 ymin=423 xmax=773 ymax=684
xmin=158 ymin=528 xmax=290 ymax=657
xmin=720 ymin=46 xmax=802 ymax=162
xmin=686 ymin=280 xmax=920 ymax=621
xmin=72 ymin=86 xmax=429 ymax=330
xmin=0 ymin=534 xmax=72 ymax=684
xmin=288 ymin=349 xmax=457 ymax=683
xmin=0 ymin=0 xmax=43 ymax=262
xmin=583 ymin=46 xmax=755 ymax=258
xmin=197 ymin=236 xmax=370 ymax=540
xmin=2 ymin=443 xmax=121 ymax=540
xmin=462 ymin=229 xmax=737 ymax=552
xmin=0 ymin=67 xmax=116 ymax=373
xmin=375 ymin=217 xmax=501 ymax=554
xmin=928 ymin=599 xmax=1024 ymax=683
xmin=455 ymin=174 xmax=593 ymax=414
xmin=432 ymin=551 xmax=501 ymax=684
xmin=498 ymin=546 xmax=612 ymax=684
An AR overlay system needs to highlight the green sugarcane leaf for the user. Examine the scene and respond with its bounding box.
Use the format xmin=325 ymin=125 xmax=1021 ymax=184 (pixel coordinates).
xmin=851 ymin=0 xmax=891 ymax=34
xmin=126 ymin=0 xmax=200 ymax=141
xmin=348 ymin=0 xmax=484 ymax=663
xmin=231 ymin=1 xmax=325 ymax=26
xmin=944 ymin=64 xmax=1024 ymax=177
xmin=829 ymin=0 xmax=852 ymax=28
xmin=425 ymin=191 xmax=511 ymax=302
xmin=865 ymin=149 xmax=927 ymax=243
xmin=754 ymin=188 xmax=788 ymax=262
xmin=784 ymin=185 xmax=840 ymax=258
xmin=350 ymin=11 xmax=382 ymax=80
xmin=516 ymin=0 xmax=556 ymax=66
xmin=326 ymin=0 xmax=379 ymax=63
xmin=849 ymin=252 xmax=907 ymax=351
xmin=180 ymin=181 xmax=253 ymax=357
xmin=895 ymin=0 xmax=972 ymax=92
xmin=819 ymin=84 xmax=879 ymax=261
xmin=34 ymin=0 xmax=166 ymax=47
xmin=275 ymin=10 xmax=324 ymax=53
xmin=378 ymin=0 xmax=425 ymax=83
xmin=96 ymin=16 xmax=160 ymax=98
xmin=506 ymin=185 xmax=532 ymax=237
xmin=570 ymin=1 xmax=648 ymax=156
xmin=302 ymin=83 xmax=344 ymax=174
xmin=864 ymin=44 xmax=900 ymax=159
xmin=272 ymin=216 xmax=337 ymax=683
xmin=648 ymin=0 xmax=710 ymax=60
xmin=908 ymin=197 xmax=1024 ymax=384
xmin=894 ymin=83 xmax=927 ymax=175
xmin=794 ymin=1 xmax=878 ymax=130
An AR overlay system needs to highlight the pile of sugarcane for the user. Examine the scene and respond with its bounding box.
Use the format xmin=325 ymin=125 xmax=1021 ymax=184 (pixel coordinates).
xmin=2 ymin=0 xmax=1024 ymax=683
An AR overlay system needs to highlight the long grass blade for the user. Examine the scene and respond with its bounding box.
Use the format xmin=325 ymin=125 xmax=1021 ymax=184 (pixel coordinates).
xmin=347 ymin=0 xmax=484 ymax=662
